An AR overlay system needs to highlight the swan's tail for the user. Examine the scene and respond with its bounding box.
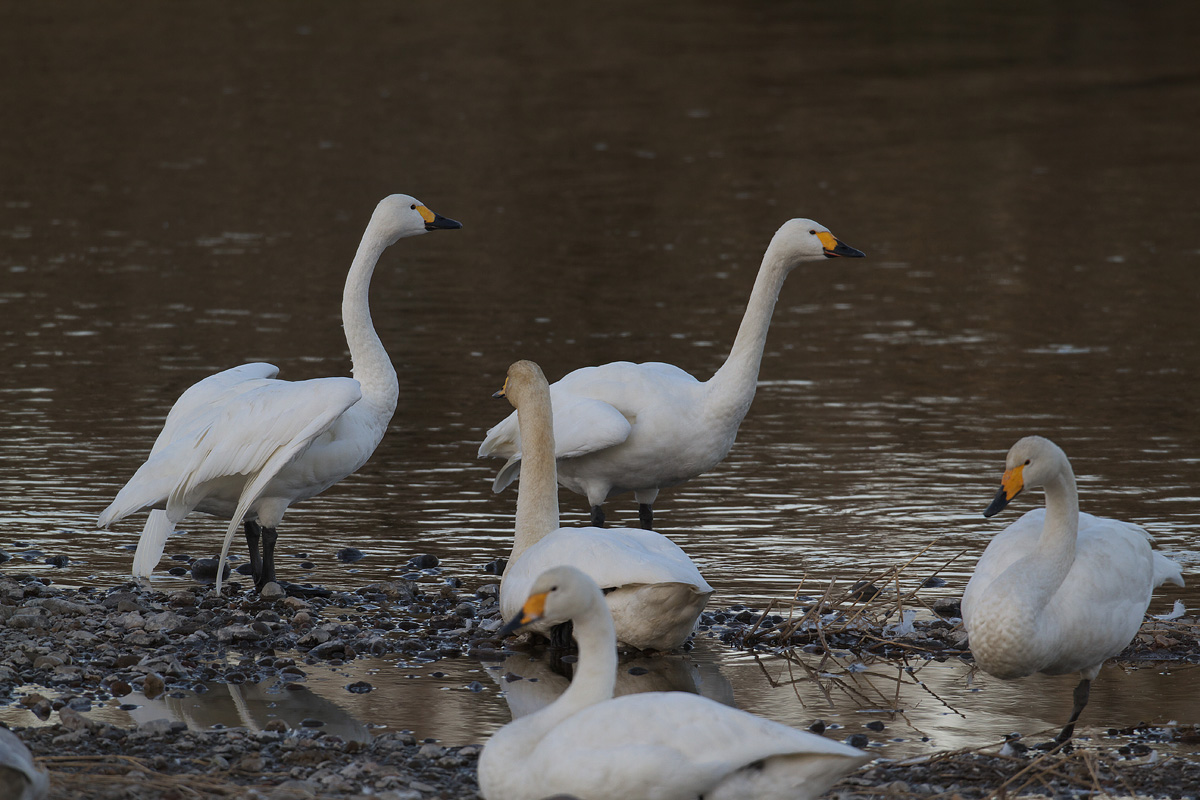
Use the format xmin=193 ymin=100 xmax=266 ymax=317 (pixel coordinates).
xmin=493 ymin=456 xmax=522 ymax=493
xmin=1153 ymin=551 xmax=1185 ymax=588
xmin=132 ymin=510 xmax=175 ymax=578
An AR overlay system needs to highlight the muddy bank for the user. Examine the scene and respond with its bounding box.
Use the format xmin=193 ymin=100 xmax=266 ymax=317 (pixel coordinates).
xmin=2 ymin=568 xmax=1197 ymax=799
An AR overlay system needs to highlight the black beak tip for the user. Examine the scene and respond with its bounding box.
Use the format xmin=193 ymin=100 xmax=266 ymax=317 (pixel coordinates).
xmin=982 ymin=487 xmax=1010 ymax=518
xmin=492 ymin=390 xmax=505 ymax=399
xmin=426 ymin=215 xmax=463 ymax=231
xmin=496 ymin=617 xmax=525 ymax=638
xmin=823 ymin=243 xmax=866 ymax=259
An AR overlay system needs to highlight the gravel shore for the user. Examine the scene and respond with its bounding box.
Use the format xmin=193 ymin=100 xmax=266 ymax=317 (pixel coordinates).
xmin=2 ymin=566 xmax=1197 ymax=799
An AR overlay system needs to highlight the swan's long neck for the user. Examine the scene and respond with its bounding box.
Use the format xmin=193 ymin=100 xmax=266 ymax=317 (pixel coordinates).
xmin=343 ymin=225 xmax=399 ymax=421
xmin=1032 ymin=469 xmax=1080 ymax=583
xmin=1008 ymin=468 xmax=1080 ymax=617
xmin=706 ymin=246 xmax=795 ymax=421
xmin=557 ymin=596 xmax=618 ymax=709
xmin=510 ymin=382 xmax=561 ymax=563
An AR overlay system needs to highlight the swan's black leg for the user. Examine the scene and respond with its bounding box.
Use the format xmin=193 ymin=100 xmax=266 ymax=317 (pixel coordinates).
xmin=1055 ymin=678 xmax=1091 ymax=745
xmin=549 ymin=620 xmax=574 ymax=649
xmin=244 ymin=520 xmax=263 ymax=581
xmin=638 ymin=503 xmax=654 ymax=530
xmin=590 ymin=505 xmax=606 ymax=528
xmin=257 ymin=526 xmax=278 ymax=590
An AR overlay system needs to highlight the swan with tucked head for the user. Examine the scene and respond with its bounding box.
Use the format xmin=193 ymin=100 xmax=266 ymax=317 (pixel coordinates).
xmin=478 ymin=565 xmax=870 ymax=800
xmin=98 ymin=194 xmax=461 ymax=593
xmin=494 ymin=359 xmax=712 ymax=651
xmin=963 ymin=435 xmax=1184 ymax=744
xmin=479 ymin=218 xmax=864 ymax=530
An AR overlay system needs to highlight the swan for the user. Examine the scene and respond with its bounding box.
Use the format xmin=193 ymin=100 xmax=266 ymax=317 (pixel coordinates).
xmin=478 ymin=565 xmax=871 ymax=800
xmin=97 ymin=194 xmax=462 ymax=593
xmin=494 ymin=360 xmax=712 ymax=651
xmin=478 ymin=218 xmax=864 ymax=530
xmin=962 ymin=435 xmax=1185 ymax=744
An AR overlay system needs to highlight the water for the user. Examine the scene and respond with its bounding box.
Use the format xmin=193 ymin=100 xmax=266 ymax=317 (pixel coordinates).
xmin=2 ymin=0 xmax=1199 ymax=753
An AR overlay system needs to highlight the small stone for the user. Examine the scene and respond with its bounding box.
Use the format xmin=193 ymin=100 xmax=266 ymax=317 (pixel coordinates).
xmin=336 ymin=547 xmax=365 ymax=563
xmin=260 ymin=581 xmax=286 ymax=600
xmin=190 ymin=558 xmax=231 ymax=583
xmin=264 ymin=719 xmax=289 ymax=733
xmin=847 ymin=733 xmax=870 ymax=748
xmin=346 ymin=681 xmax=373 ymax=694
xmin=142 ymin=672 xmax=166 ymax=700
xmin=138 ymin=718 xmax=173 ymax=736
xmin=45 ymin=554 xmax=70 ymax=567
xmin=407 ymin=553 xmax=439 ymax=570
xmin=58 ymin=706 xmax=90 ymax=731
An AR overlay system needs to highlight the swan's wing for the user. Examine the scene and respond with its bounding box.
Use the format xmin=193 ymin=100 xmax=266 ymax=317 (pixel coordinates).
xmin=511 ymin=527 xmax=711 ymax=592
xmin=131 ymin=509 xmax=175 ymax=579
xmin=547 ymin=394 xmax=632 ymax=459
xmin=524 ymin=693 xmax=868 ymax=799
xmin=150 ymin=363 xmax=280 ymax=454
xmin=164 ymin=377 xmax=362 ymax=520
xmin=99 ymin=363 xmax=280 ymax=528
xmin=962 ymin=508 xmax=1046 ymax=622
xmin=479 ymin=391 xmax=632 ymax=492
xmin=501 ymin=527 xmax=713 ymax=624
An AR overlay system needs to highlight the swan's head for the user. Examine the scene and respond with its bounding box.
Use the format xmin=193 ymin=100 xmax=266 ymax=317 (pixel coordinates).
xmin=370 ymin=194 xmax=462 ymax=246
xmin=983 ymin=435 xmax=1071 ymax=517
xmin=497 ymin=565 xmax=603 ymax=636
xmin=492 ymin=360 xmax=550 ymax=410
xmin=769 ymin=218 xmax=865 ymax=266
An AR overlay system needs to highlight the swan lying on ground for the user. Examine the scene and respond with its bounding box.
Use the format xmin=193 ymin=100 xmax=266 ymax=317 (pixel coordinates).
xmin=98 ymin=194 xmax=461 ymax=593
xmin=494 ymin=360 xmax=711 ymax=651
xmin=479 ymin=218 xmax=864 ymax=530
xmin=962 ymin=435 xmax=1184 ymax=744
xmin=478 ymin=565 xmax=870 ymax=800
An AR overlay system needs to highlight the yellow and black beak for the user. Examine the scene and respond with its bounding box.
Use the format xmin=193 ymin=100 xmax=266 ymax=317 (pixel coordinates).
xmin=816 ymin=231 xmax=866 ymax=259
xmin=416 ymin=204 xmax=463 ymax=232
xmin=983 ymin=464 xmax=1025 ymax=518
xmin=492 ymin=376 xmax=510 ymax=399
xmin=497 ymin=590 xmax=548 ymax=637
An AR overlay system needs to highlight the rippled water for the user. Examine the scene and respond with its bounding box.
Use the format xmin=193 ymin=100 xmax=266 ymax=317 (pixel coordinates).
xmin=2 ymin=0 xmax=1199 ymax=753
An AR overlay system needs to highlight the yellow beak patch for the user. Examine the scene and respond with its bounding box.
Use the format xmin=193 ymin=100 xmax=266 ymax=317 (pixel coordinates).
xmin=519 ymin=591 xmax=548 ymax=624
xmin=1001 ymin=464 xmax=1025 ymax=500
xmin=416 ymin=205 xmax=436 ymax=224
xmin=816 ymin=231 xmax=839 ymax=252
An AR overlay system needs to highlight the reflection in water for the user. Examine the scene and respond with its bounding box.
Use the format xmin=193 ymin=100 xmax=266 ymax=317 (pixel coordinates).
xmin=127 ymin=680 xmax=372 ymax=743
xmin=1 ymin=0 xmax=1199 ymax=755
xmin=483 ymin=650 xmax=735 ymax=720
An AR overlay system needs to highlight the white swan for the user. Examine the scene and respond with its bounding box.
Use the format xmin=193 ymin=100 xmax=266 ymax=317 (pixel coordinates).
xmin=495 ymin=360 xmax=712 ymax=651
xmin=479 ymin=218 xmax=864 ymax=530
xmin=97 ymin=194 xmax=461 ymax=593
xmin=478 ymin=565 xmax=870 ymax=800
xmin=962 ymin=435 xmax=1185 ymax=743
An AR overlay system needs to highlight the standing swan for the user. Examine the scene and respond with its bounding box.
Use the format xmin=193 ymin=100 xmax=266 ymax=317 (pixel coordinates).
xmin=495 ymin=360 xmax=712 ymax=651
xmin=479 ymin=218 xmax=864 ymax=530
xmin=962 ymin=435 xmax=1184 ymax=744
xmin=98 ymin=194 xmax=462 ymax=593
xmin=478 ymin=565 xmax=870 ymax=800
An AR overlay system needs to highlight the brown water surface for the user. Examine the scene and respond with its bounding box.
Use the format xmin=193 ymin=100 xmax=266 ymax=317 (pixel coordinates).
xmin=2 ymin=0 xmax=1198 ymax=753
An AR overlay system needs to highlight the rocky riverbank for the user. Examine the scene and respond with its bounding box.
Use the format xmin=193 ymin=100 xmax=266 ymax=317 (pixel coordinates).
xmin=2 ymin=566 xmax=1197 ymax=799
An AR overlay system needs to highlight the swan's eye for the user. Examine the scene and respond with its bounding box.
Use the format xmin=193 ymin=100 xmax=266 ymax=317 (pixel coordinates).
xmin=550 ymin=585 xmax=558 ymax=592
xmin=809 ymin=230 xmax=817 ymax=235
xmin=410 ymin=204 xmax=417 ymax=210
xmin=1024 ymin=459 xmax=1031 ymax=466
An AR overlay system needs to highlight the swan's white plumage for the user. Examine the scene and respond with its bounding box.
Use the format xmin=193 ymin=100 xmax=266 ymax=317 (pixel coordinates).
xmin=98 ymin=195 xmax=461 ymax=592
xmin=963 ymin=436 xmax=1185 ymax=686
xmin=478 ymin=566 xmax=869 ymax=800
xmin=495 ymin=360 xmax=712 ymax=651
xmin=479 ymin=219 xmax=864 ymax=525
